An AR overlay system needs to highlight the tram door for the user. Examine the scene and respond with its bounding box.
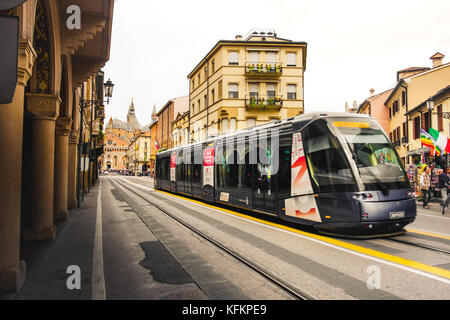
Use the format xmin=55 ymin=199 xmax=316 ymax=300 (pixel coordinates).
xmin=253 ymin=134 xmax=278 ymax=213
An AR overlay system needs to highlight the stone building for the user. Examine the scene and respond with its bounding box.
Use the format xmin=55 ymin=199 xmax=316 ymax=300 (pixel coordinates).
xmin=187 ymin=29 xmax=307 ymax=142
xmin=0 ymin=0 xmax=114 ymax=293
xmin=102 ymin=99 xmax=151 ymax=171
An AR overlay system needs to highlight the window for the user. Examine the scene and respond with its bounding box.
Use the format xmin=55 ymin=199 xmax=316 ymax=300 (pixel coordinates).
xmin=228 ymin=51 xmax=239 ymax=65
xmin=218 ymin=80 xmax=223 ymax=99
xmin=211 ymin=59 xmax=215 ymax=73
xmin=228 ymin=83 xmax=238 ymax=98
xmin=303 ymin=119 xmax=357 ymax=193
xmin=197 ymin=99 xmax=200 ymax=113
xmin=204 ymin=67 xmax=207 ymax=79
xmin=249 ymin=83 xmax=259 ymax=98
xmin=438 ymin=105 xmax=443 ymax=131
xmin=402 ymin=122 xmax=407 ymax=138
xmin=249 ymin=51 xmax=259 ymax=63
xmin=192 ymin=79 xmax=195 ymax=89
xmin=401 ymin=91 xmax=406 ymax=106
xmin=211 ymin=89 xmax=215 ymax=105
xmin=246 ymin=118 xmax=256 ymax=128
xmin=198 ymin=73 xmax=201 ymax=84
xmin=267 ymin=83 xmax=276 ymax=98
xmin=287 ymin=52 xmax=296 ymax=66
xmin=204 ymin=95 xmax=207 ymax=109
xmin=230 ymin=118 xmax=236 ymax=133
xmin=287 ymin=84 xmax=297 ymax=99
xmin=266 ymin=51 xmax=276 ymax=64
xmin=221 ymin=118 xmax=228 ymax=134
xmin=413 ymin=116 xmax=421 ymax=139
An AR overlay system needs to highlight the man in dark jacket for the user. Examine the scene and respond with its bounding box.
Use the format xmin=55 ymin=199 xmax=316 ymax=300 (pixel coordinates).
xmin=439 ymin=167 xmax=450 ymax=206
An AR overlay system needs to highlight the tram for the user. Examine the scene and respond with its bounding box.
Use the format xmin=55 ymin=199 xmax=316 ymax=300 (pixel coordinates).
xmin=155 ymin=112 xmax=416 ymax=237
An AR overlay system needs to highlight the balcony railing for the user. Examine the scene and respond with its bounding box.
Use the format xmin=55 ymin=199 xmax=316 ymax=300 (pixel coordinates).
xmin=245 ymin=94 xmax=283 ymax=111
xmin=245 ymin=62 xmax=282 ymax=77
xmin=402 ymin=136 xmax=408 ymax=145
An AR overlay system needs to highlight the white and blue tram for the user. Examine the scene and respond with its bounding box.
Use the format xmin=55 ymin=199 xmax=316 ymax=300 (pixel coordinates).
xmin=155 ymin=112 xmax=416 ymax=236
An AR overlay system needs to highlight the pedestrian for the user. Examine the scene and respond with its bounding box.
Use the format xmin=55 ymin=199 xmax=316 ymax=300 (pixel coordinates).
xmin=439 ymin=166 xmax=450 ymax=206
xmin=420 ymin=165 xmax=432 ymax=209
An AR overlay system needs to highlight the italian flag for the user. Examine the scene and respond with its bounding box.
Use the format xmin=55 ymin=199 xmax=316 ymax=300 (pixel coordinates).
xmin=429 ymin=128 xmax=450 ymax=154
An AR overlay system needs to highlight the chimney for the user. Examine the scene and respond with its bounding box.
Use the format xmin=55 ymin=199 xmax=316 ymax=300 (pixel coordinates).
xmin=369 ymin=88 xmax=375 ymax=96
xmin=430 ymin=52 xmax=445 ymax=68
xmin=235 ymin=35 xmax=242 ymax=40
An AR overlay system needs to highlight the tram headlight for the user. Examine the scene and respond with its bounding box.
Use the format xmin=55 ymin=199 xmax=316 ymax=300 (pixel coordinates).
xmin=352 ymin=193 xmax=373 ymax=200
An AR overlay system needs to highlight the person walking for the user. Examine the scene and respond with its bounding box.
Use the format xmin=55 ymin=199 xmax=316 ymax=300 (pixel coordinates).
xmin=420 ymin=165 xmax=432 ymax=209
xmin=439 ymin=166 xmax=450 ymax=207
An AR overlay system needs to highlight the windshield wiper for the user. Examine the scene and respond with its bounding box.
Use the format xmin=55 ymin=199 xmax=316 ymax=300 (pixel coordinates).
xmin=346 ymin=142 xmax=389 ymax=195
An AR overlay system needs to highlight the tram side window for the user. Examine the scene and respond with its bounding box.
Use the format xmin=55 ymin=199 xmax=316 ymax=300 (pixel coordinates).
xmin=193 ymin=148 xmax=202 ymax=184
xmin=278 ymin=137 xmax=292 ymax=199
xmin=302 ymin=120 xmax=357 ymax=193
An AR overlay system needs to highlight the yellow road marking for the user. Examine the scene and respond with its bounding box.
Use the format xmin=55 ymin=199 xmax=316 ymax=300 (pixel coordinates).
xmin=406 ymin=228 xmax=450 ymax=241
xmin=156 ymin=189 xmax=450 ymax=281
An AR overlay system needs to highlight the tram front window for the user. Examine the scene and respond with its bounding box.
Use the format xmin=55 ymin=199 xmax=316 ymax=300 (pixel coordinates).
xmin=330 ymin=118 xmax=409 ymax=191
xmin=302 ymin=120 xmax=357 ymax=193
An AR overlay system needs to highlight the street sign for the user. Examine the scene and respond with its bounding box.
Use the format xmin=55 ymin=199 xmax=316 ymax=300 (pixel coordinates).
xmin=0 ymin=15 xmax=19 ymax=104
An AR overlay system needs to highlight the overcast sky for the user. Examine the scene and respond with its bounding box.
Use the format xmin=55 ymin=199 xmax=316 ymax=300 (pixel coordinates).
xmin=102 ymin=0 xmax=450 ymax=125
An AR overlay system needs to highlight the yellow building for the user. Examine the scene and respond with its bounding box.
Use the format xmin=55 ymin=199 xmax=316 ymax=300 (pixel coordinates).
xmin=128 ymin=133 xmax=151 ymax=174
xmin=385 ymin=52 xmax=450 ymax=164
xmin=187 ymin=29 xmax=307 ymax=142
xmin=172 ymin=110 xmax=190 ymax=147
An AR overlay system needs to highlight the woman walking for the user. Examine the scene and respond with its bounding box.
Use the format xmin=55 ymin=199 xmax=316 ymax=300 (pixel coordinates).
xmin=420 ymin=165 xmax=432 ymax=209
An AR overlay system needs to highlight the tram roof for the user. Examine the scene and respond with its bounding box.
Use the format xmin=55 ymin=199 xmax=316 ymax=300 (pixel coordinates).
xmin=157 ymin=112 xmax=373 ymax=155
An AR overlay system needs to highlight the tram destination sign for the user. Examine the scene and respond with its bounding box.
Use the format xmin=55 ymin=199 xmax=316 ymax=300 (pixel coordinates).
xmin=0 ymin=15 xmax=19 ymax=104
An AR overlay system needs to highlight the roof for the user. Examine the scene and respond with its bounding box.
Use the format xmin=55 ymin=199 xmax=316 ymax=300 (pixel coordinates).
xmin=357 ymin=88 xmax=393 ymax=113
xmin=430 ymin=52 xmax=445 ymax=59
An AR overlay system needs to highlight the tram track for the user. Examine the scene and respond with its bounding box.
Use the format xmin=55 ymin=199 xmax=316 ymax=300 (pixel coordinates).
xmin=110 ymin=177 xmax=312 ymax=300
xmin=386 ymin=236 xmax=450 ymax=256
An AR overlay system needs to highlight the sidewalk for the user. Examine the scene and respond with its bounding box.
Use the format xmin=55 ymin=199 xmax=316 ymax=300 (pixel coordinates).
xmin=10 ymin=186 xmax=100 ymax=300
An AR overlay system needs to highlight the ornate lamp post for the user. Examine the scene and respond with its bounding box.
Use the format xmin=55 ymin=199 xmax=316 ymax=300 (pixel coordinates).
xmin=77 ymin=77 xmax=114 ymax=207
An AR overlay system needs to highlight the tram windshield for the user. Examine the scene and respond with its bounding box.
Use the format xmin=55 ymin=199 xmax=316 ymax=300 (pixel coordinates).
xmin=329 ymin=117 xmax=410 ymax=192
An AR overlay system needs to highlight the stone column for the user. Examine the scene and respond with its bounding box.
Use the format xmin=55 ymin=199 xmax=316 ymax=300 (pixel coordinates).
xmin=68 ymin=130 xmax=79 ymax=209
xmin=0 ymin=39 xmax=36 ymax=293
xmin=24 ymin=93 xmax=60 ymax=241
xmin=54 ymin=118 xmax=72 ymax=221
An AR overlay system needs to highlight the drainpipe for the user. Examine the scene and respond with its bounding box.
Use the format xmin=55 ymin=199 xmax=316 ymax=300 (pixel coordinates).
xmin=401 ymin=82 xmax=409 ymax=164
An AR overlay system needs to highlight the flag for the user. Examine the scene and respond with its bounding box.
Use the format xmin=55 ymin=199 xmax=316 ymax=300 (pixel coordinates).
xmin=429 ymin=128 xmax=450 ymax=154
xmin=421 ymin=129 xmax=440 ymax=156
xmin=155 ymin=140 xmax=160 ymax=152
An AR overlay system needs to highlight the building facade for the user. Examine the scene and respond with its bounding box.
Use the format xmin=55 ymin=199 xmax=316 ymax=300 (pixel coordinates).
xmin=187 ymin=29 xmax=307 ymax=142
xmin=102 ymin=99 xmax=148 ymax=171
xmin=172 ymin=110 xmax=190 ymax=148
xmin=128 ymin=133 xmax=151 ymax=174
xmin=357 ymin=88 xmax=393 ymax=136
xmin=0 ymin=0 xmax=114 ymax=293
xmin=385 ymin=52 xmax=450 ymax=164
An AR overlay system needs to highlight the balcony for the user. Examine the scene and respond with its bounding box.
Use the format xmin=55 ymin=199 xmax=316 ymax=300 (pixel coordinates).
xmin=245 ymin=62 xmax=282 ymax=78
xmin=245 ymin=94 xmax=283 ymax=111
xmin=392 ymin=140 xmax=401 ymax=148
xmin=402 ymin=136 xmax=408 ymax=145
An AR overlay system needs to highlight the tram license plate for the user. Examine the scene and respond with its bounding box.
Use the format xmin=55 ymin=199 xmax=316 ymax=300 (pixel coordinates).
xmin=389 ymin=211 xmax=405 ymax=219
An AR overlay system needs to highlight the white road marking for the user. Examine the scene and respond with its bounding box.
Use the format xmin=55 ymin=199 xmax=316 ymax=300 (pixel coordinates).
xmin=92 ymin=179 xmax=106 ymax=300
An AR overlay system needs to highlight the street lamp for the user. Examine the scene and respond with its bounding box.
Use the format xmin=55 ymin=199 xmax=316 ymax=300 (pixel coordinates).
xmin=104 ymin=78 xmax=114 ymax=103
xmin=77 ymin=76 xmax=114 ymax=208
